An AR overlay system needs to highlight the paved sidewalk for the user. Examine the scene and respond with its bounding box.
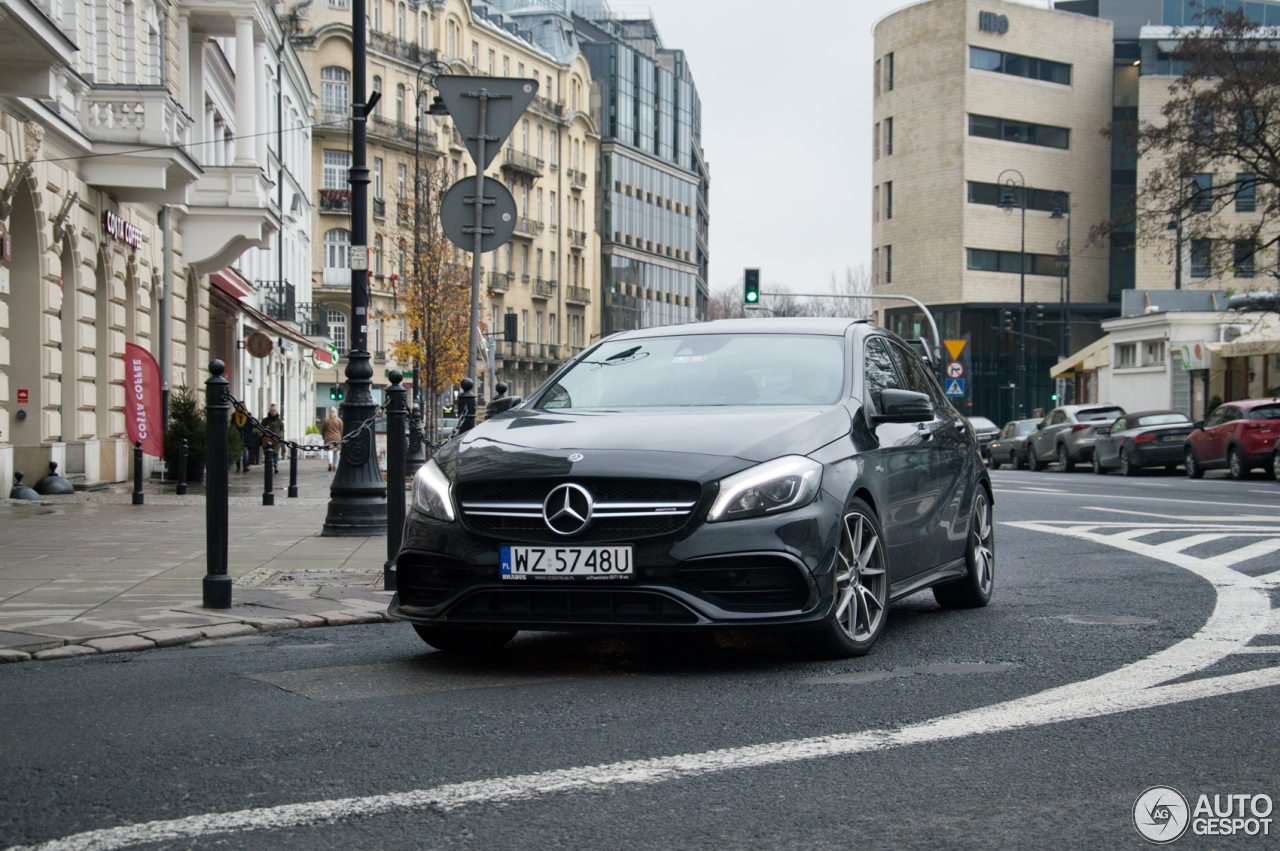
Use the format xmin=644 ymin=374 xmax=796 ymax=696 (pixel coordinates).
xmin=0 ymin=456 xmax=408 ymax=662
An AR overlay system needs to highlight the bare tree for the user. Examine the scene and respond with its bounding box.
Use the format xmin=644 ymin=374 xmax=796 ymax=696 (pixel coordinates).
xmin=809 ymin=265 xmax=874 ymax=318
xmin=1093 ymin=8 xmax=1280 ymax=285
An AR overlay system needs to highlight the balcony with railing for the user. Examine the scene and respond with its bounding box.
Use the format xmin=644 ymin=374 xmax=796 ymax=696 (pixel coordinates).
xmin=565 ymin=285 xmax=591 ymax=305
xmin=533 ymin=96 xmax=563 ymax=117
xmin=533 ymin=278 xmax=556 ymax=299
xmin=569 ymin=229 xmax=587 ymax=249
xmin=496 ymin=341 xmax=562 ymax=362
xmin=373 ymin=196 xmax=386 ymax=218
xmin=501 ymin=147 xmax=543 ymax=178
xmin=319 ymin=189 xmax=351 ymax=214
xmin=513 ymin=216 xmax=544 ymax=238
xmin=568 ymin=168 xmax=587 ymax=189
xmin=489 ymin=271 xmax=513 ymax=292
xmin=296 ymin=302 xmax=330 ymax=339
xmin=259 ymin=281 xmax=296 ymax=322
xmin=368 ymin=114 xmax=439 ymax=150
xmin=318 ymin=104 xmax=350 ymax=131
xmin=369 ymin=32 xmax=433 ymax=64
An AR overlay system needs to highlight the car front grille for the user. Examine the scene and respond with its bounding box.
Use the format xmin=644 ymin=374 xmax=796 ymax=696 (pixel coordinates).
xmin=444 ymin=588 xmax=700 ymax=624
xmin=456 ymin=478 xmax=703 ymax=543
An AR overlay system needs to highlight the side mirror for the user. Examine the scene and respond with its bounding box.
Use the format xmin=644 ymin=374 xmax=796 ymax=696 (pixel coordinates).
xmin=1037 ymin=421 xmax=1046 ymax=430
xmin=485 ymin=395 xmax=523 ymax=417
xmin=873 ymin=389 xmax=934 ymax=424
xmin=1193 ymin=420 xmax=1204 ymax=430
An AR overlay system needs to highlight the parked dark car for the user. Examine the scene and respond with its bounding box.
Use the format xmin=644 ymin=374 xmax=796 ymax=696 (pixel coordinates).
xmin=1185 ymin=399 xmax=1280 ymax=479
xmin=392 ymin=318 xmax=994 ymax=659
xmin=967 ymin=416 xmax=1001 ymax=459
xmin=1091 ymin=411 xmax=1195 ymax=475
xmin=1027 ymin=404 xmax=1126 ymax=472
xmin=987 ymin=418 xmax=1042 ymax=469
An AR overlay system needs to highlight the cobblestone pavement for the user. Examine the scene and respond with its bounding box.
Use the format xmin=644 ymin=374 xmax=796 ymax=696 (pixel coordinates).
xmin=0 ymin=455 xmax=407 ymax=662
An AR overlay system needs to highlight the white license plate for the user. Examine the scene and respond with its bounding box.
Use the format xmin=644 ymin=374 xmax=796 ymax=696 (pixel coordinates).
xmin=1162 ymin=434 xmax=1182 ymax=442
xmin=500 ymin=545 xmax=634 ymax=580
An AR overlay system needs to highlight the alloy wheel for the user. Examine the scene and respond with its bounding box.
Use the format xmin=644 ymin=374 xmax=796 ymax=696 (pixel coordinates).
xmin=1186 ymin=448 xmax=1203 ymax=479
xmin=970 ymin=492 xmax=995 ymax=597
xmin=833 ymin=512 xmax=887 ymax=642
xmin=1092 ymin=452 xmax=1105 ymax=475
xmin=1057 ymin=445 xmax=1073 ymax=472
xmin=1273 ymin=450 xmax=1280 ymax=483
xmin=1230 ymin=447 xmax=1247 ymax=480
xmin=1121 ymin=448 xmax=1137 ymax=477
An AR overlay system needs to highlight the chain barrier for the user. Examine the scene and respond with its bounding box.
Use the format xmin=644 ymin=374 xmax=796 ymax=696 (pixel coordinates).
xmin=225 ymin=391 xmax=386 ymax=454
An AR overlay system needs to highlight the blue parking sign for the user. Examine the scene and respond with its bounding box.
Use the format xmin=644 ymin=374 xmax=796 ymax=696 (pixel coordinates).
xmin=945 ymin=378 xmax=965 ymax=397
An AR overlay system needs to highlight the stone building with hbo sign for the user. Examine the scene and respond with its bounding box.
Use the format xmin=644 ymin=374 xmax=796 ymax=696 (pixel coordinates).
xmin=0 ymin=0 xmax=326 ymax=488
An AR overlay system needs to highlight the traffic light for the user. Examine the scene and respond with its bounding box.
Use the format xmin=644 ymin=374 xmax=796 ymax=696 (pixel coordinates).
xmin=329 ymin=386 xmax=344 ymax=402
xmin=1051 ymin=393 xmax=1059 ymax=402
xmin=1002 ymin=309 xmax=1013 ymax=333
xmin=504 ymin=312 xmax=518 ymax=343
xmin=744 ymin=268 xmax=760 ymax=305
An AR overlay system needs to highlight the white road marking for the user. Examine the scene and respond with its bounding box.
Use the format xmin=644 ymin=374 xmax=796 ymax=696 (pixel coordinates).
xmin=1155 ymin=533 xmax=1230 ymax=552
xmin=991 ymin=491 xmax=1280 ymax=510
xmin=1083 ymin=507 xmax=1280 ymax=522
xmin=1233 ymin=646 xmax=1280 ymax=654
xmin=1206 ymin=537 xmax=1280 ymax=567
xmin=8 ymin=519 xmax=1280 ymax=851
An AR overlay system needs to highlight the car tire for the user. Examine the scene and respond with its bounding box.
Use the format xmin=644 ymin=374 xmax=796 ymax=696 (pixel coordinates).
xmin=934 ymin=488 xmax=995 ymax=610
xmin=1229 ymin=446 xmax=1250 ymax=480
xmin=1092 ymin=452 xmax=1107 ymax=475
xmin=1028 ymin=450 xmax=1045 ymax=472
xmin=412 ymin=625 xmax=518 ymax=654
xmin=988 ymin=455 xmax=1002 ymax=470
xmin=1273 ymin=449 xmax=1280 ymax=483
xmin=1014 ymin=451 xmax=1028 ymax=471
xmin=796 ymin=498 xmax=889 ymax=659
xmin=1057 ymin=444 xmax=1074 ymax=473
xmin=1185 ymin=447 xmax=1204 ymax=479
xmin=1120 ymin=448 xmax=1139 ymax=477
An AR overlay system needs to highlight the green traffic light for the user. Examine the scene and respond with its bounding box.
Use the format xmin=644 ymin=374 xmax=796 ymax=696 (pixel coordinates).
xmin=746 ymin=292 xmax=758 ymax=303
xmin=1051 ymin=394 xmax=1058 ymax=402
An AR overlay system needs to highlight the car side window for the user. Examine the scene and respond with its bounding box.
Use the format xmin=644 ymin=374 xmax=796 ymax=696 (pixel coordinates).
xmin=1049 ymin=410 xmax=1065 ymax=426
xmin=863 ymin=338 xmax=904 ymax=411
xmin=1001 ymin=423 xmax=1014 ymax=438
xmin=1205 ymin=407 xmax=1227 ymax=428
xmin=1222 ymin=407 xmax=1241 ymax=423
xmin=889 ymin=342 xmax=944 ymax=407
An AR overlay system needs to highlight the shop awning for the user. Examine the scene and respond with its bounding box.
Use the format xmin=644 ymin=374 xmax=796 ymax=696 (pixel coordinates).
xmin=209 ymin=268 xmax=253 ymax=300
xmin=1050 ymin=334 xmax=1111 ymax=379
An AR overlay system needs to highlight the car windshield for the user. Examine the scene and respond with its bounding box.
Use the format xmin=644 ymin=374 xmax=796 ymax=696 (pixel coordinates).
xmin=1250 ymin=405 xmax=1280 ymax=420
xmin=1135 ymin=413 xmax=1190 ymax=427
xmin=1076 ymin=407 xmax=1124 ymax=422
xmin=535 ymin=334 xmax=846 ymax=409
xmin=969 ymin=417 xmax=998 ymax=430
xmin=1017 ymin=420 xmax=1039 ymax=435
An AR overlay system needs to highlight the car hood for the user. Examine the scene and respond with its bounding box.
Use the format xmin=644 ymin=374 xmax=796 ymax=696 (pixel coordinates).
xmin=439 ymin=405 xmax=854 ymax=484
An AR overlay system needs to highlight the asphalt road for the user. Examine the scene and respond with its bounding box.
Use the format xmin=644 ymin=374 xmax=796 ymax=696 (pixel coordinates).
xmin=3 ymin=467 xmax=1280 ymax=850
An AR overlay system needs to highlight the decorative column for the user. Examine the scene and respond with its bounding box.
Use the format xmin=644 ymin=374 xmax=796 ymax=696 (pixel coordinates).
xmin=233 ymin=16 xmax=256 ymax=165
xmin=254 ymin=39 xmax=269 ymax=169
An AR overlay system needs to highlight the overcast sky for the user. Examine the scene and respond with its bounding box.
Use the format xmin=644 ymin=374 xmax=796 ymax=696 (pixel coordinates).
xmin=632 ymin=0 xmax=1051 ymax=298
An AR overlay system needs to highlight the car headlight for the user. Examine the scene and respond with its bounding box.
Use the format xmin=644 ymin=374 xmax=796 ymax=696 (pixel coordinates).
xmin=707 ymin=456 xmax=823 ymax=522
xmin=411 ymin=458 xmax=455 ymax=522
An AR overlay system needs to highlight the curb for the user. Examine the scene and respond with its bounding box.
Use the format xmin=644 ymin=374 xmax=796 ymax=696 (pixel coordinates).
xmin=0 ymin=610 xmax=396 ymax=665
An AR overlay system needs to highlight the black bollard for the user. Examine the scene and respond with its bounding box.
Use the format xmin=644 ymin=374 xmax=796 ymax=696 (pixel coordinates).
xmin=456 ymin=377 xmax=476 ymax=435
xmin=204 ymin=360 xmax=232 ymax=609
xmin=132 ymin=441 xmax=144 ymax=505
xmin=384 ymin=370 xmax=407 ymax=592
xmin=263 ymin=442 xmax=275 ymax=506
xmin=287 ymin=445 xmax=298 ymax=498
xmin=176 ymin=438 xmax=188 ymax=496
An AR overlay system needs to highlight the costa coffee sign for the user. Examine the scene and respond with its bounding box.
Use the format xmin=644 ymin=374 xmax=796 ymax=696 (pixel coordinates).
xmin=103 ymin=210 xmax=142 ymax=249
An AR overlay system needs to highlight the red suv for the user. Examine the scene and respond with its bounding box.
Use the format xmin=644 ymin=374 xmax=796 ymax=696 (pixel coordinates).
xmin=1184 ymin=399 xmax=1280 ymax=479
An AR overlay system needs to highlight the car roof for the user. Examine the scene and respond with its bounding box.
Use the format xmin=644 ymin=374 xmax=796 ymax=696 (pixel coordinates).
xmin=606 ymin=317 xmax=872 ymax=340
xmin=1230 ymin=398 xmax=1280 ymax=409
xmin=1125 ymin=410 xmax=1189 ymax=419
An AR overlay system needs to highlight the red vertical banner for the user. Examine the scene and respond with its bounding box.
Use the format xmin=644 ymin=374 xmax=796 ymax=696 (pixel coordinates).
xmin=124 ymin=343 xmax=164 ymax=456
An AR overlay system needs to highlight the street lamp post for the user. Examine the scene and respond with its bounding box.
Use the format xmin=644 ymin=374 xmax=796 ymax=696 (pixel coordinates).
xmin=322 ymin=0 xmax=386 ymax=536
xmin=1051 ymin=190 xmax=1071 ymax=368
xmin=999 ymin=169 xmax=1028 ymax=417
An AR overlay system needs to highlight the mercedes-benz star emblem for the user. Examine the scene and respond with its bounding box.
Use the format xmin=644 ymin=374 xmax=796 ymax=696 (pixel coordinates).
xmin=543 ymin=483 xmax=594 ymax=536
xmin=568 ymin=453 xmax=584 ymax=462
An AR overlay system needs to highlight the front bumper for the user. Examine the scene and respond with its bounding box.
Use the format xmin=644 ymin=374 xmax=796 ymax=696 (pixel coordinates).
xmin=389 ymin=496 xmax=843 ymax=630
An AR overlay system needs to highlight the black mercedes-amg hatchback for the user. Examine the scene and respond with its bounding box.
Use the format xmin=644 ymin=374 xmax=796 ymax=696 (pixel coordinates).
xmin=390 ymin=318 xmax=994 ymax=658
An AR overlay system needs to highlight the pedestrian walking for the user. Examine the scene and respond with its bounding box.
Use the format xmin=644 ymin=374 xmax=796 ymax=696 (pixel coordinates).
xmin=261 ymin=404 xmax=284 ymax=474
xmin=321 ymin=406 xmax=343 ymax=472
xmin=236 ymin=403 xmax=257 ymax=473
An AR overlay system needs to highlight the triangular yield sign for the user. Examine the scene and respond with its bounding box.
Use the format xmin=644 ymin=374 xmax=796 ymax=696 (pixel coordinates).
xmin=944 ymin=339 xmax=967 ymax=360
xmin=435 ymin=76 xmax=539 ymax=171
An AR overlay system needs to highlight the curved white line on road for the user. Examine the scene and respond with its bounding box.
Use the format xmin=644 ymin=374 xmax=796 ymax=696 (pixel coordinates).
xmin=7 ymin=520 xmax=1280 ymax=851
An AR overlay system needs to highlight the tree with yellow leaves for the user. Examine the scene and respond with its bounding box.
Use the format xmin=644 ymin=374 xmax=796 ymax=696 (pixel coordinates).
xmin=382 ymin=155 xmax=472 ymax=445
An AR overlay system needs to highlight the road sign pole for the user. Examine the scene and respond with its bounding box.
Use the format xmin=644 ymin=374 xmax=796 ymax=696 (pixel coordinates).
xmin=465 ymin=91 xmax=488 ymax=423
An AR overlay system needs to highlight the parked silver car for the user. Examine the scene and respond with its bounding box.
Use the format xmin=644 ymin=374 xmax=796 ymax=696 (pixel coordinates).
xmin=1027 ymin=404 xmax=1126 ymax=472
xmin=967 ymin=416 xmax=1001 ymax=459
